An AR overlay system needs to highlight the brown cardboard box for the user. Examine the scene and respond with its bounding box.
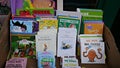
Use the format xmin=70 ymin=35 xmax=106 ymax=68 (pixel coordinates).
xmin=0 ymin=13 xmax=11 ymax=68
xmin=0 ymin=14 xmax=120 ymax=68
xmin=26 ymin=26 xmax=120 ymax=68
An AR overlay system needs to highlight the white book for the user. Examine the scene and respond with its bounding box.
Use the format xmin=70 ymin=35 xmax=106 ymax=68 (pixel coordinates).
xmin=79 ymin=34 xmax=105 ymax=64
xmin=57 ymin=28 xmax=77 ymax=57
xmin=36 ymin=29 xmax=57 ymax=56
xmin=81 ymin=42 xmax=105 ymax=64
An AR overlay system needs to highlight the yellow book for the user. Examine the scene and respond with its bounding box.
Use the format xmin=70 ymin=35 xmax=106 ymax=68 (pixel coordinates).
xmin=39 ymin=18 xmax=58 ymax=30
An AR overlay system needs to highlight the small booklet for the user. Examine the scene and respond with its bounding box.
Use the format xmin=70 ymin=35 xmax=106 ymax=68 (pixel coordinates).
xmin=62 ymin=56 xmax=80 ymax=68
xmin=5 ymin=58 xmax=27 ymax=68
xmin=37 ymin=51 xmax=56 ymax=68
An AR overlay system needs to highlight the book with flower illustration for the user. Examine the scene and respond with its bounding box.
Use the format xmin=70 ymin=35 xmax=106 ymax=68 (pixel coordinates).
xmin=39 ymin=18 xmax=58 ymax=30
xmin=79 ymin=34 xmax=105 ymax=64
xmin=10 ymin=34 xmax=36 ymax=59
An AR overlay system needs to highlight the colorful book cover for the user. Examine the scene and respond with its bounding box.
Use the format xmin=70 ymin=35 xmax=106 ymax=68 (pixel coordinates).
xmin=58 ymin=17 xmax=80 ymax=34
xmin=39 ymin=18 xmax=58 ymax=30
xmin=77 ymin=8 xmax=103 ymax=20
xmin=77 ymin=8 xmax=103 ymax=34
xmin=5 ymin=58 xmax=27 ymax=68
xmin=79 ymin=34 xmax=105 ymax=64
xmin=10 ymin=20 xmax=39 ymax=34
xmin=81 ymin=42 xmax=105 ymax=64
xmin=16 ymin=8 xmax=55 ymax=16
xmin=37 ymin=51 xmax=56 ymax=68
xmin=62 ymin=56 xmax=80 ymax=68
xmin=84 ymin=21 xmax=104 ymax=34
xmin=10 ymin=34 xmax=36 ymax=59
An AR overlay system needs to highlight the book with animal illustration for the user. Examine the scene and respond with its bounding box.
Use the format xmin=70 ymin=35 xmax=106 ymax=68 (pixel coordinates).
xmin=10 ymin=34 xmax=36 ymax=59
xmin=79 ymin=34 xmax=105 ymax=64
xmin=84 ymin=21 xmax=104 ymax=34
xmin=58 ymin=17 xmax=80 ymax=34
xmin=39 ymin=18 xmax=58 ymax=30
xmin=36 ymin=29 xmax=57 ymax=56
xmin=37 ymin=51 xmax=56 ymax=68
xmin=81 ymin=42 xmax=105 ymax=64
xmin=10 ymin=20 xmax=39 ymax=34
xmin=57 ymin=28 xmax=77 ymax=57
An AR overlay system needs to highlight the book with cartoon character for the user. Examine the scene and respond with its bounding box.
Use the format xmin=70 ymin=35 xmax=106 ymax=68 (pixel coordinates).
xmin=10 ymin=34 xmax=36 ymax=59
xmin=79 ymin=34 xmax=105 ymax=64
xmin=57 ymin=28 xmax=77 ymax=57
xmin=58 ymin=17 xmax=80 ymax=35
xmin=37 ymin=51 xmax=56 ymax=68
xmin=10 ymin=20 xmax=39 ymax=34
xmin=39 ymin=18 xmax=58 ymax=30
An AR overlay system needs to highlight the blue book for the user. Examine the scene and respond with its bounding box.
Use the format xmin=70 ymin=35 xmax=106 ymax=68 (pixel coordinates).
xmin=38 ymin=51 xmax=56 ymax=68
xmin=10 ymin=20 xmax=39 ymax=34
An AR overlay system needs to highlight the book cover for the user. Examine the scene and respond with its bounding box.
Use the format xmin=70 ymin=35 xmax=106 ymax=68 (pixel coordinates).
xmin=81 ymin=42 xmax=105 ymax=64
xmin=77 ymin=8 xmax=103 ymax=34
xmin=79 ymin=34 xmax=105 ymax=64
xmin=5 ymin=58 xmax=27 ymax=68
xmin=84 ymin=21 xmax=104 ymax=34
xmin=10 ymin=20 xmax=39 ymax=34
xmin=58 ymin=17 xmax=80 ymax=34
xmin=62 ymin=56 xmax=79 ymax=68
xmin=38 ymin=51 xmax=56 ymax=68
xmin=36 ymin=29 xmax=57 ymax=56
xmin=39 ymin=18 xmax=58 ymax=30
xmin=57 ymin=28 xmax=77 ymax=57
xmin=10 ymin=34 xmax=36 ymax=59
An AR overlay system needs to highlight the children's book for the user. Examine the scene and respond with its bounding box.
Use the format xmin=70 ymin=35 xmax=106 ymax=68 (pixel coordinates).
xmin=56 ymin=10 xmax=81 ymax=20
xmin=10 ymin=20 xmax=39 ymax=34
xmin=5 ymin=58 xmax=27 ymax=68
xmin=62 ymin=56 xmax=80 ymax=68
xmin=36 ymin=29 xmax=57 ymax=56
xmin=37 ymin=51 xmax=56 ymax=68
xmin=58 ymin=17 xmax=80 ymax=34
xmin=81 ymin=42 xmax=105 ymax=64
xmin=84 ymin=21 xmax=104 ymax=34
xmin=57 ymin=28 xmax=77 ymax=57
xmin=39 ymin=18 xmax=58 ymax=30
xmin=79 ymin=34 xmax=105 ymax=64
xmin=10 ymin=34 xmax=36 ymax=59
xmin=77 ymin=8 xmax=103 ymax=34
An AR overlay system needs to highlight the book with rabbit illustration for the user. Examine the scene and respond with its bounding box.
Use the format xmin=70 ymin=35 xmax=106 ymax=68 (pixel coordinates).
xmin=10 ymin=34 xmax=36 ymax=59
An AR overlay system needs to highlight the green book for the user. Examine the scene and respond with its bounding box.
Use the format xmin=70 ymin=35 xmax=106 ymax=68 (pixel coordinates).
xmin=77 ymin=8 xmax=103 ymax=34
xmin=10 ymin=34 xmax=36 ymax=59
xmin=58 ymin=17 xmax=80 ymax=34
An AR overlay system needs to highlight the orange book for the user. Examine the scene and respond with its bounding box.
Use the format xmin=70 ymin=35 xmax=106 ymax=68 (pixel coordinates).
xmin=84 ymin=22 xmax=104 ymax=34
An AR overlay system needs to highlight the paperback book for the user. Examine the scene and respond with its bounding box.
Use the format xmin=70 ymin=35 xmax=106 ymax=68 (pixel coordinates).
xmin=10 ymin=34 xmax=36 ymax=59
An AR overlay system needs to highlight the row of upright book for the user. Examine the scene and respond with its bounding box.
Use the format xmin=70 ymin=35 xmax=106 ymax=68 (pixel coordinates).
xmin=6 ymin=0 xmax=105 ymax=68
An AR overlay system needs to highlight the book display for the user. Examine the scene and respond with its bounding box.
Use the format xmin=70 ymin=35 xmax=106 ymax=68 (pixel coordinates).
xmin=0 ymin=0 xmax=119 ymax=68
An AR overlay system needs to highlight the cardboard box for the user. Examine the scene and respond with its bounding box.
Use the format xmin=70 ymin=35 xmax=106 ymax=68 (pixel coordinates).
xmin=26 ymin=26 xmax=120 ymax=68
xmin=0 ymin=13 xmax=11 ymax=68
xmin=0 ymin=13 xmax=120 ymax=68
